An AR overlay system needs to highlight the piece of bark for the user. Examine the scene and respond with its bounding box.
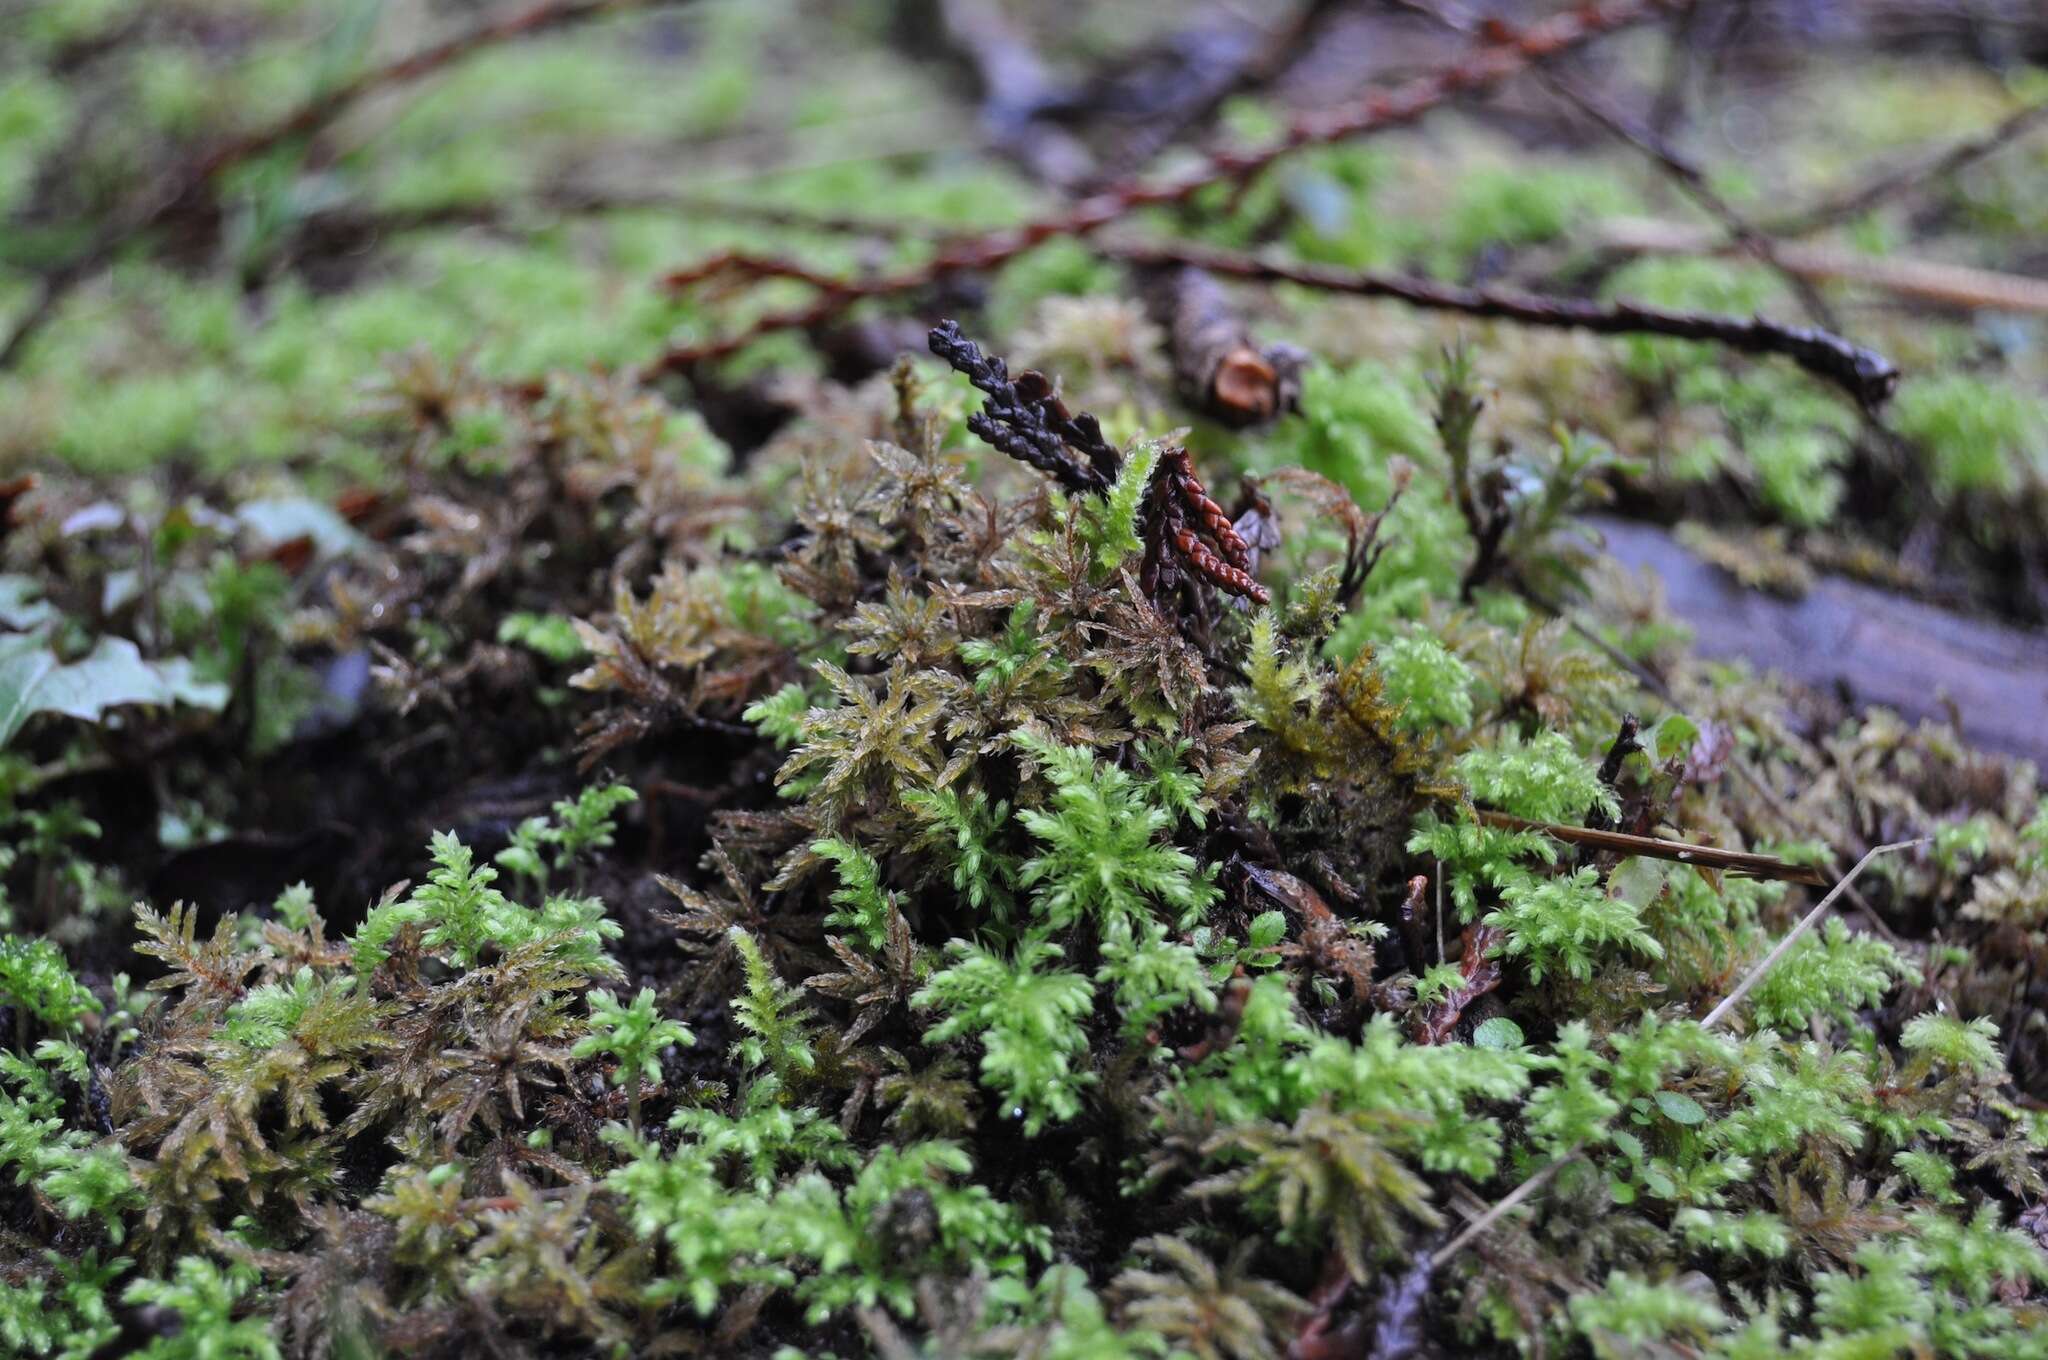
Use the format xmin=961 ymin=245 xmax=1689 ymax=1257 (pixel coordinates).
xmin=1412 ymin=923 xmax=1506 ymax=1045
xmin=1139 ymin=264 xmax=1305 ymax=426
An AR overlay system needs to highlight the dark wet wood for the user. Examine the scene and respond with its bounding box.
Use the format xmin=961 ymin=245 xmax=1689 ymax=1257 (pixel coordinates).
xmin=1595 ymin=517 xmax=2048 ymax=767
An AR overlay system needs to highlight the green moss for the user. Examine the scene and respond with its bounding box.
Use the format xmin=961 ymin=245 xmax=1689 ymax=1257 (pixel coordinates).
xmin=1892 ymin=372 xmax=2048 ymax=499
xmin=7 ymin=12 xmax=2048 ymax=1358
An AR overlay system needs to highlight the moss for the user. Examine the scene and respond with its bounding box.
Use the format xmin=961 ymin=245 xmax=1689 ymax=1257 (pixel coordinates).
xmin=5 ymin=8 xmax=2048 ymax=1358
xmin=1892 ymin=372 xmax=2048 ymax=499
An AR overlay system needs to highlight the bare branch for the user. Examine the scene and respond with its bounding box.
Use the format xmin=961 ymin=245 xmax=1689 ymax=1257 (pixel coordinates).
xmin=1098 ymin=239 xmax=1900 ymax=406
xmin=1767 ymin=99 xmax=2048 ymax=239
xmin=1474 ymin=810 xmax=1831 ymax=886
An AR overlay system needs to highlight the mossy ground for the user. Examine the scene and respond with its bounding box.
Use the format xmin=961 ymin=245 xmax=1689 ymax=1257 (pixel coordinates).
xmin=3 ymin=4 xmax=2048 ymax=1358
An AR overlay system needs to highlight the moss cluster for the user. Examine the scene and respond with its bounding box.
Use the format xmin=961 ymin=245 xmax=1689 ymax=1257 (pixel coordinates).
xmin=1 ymin=331 xmax=2045 ymax=1356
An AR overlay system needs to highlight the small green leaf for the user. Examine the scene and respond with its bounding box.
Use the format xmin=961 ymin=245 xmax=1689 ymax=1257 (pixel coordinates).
xmin=1654 ymin=1091 xmax=1707 ymax=1125
xmin=1247 ymin=910 xmax=1287 ymax=950
xmin=1472 ymin=1016 xmax=1525 ymax=1050
xmin=498 ymin=611 xmax=589 ymax=664
xmin=1649 ymin=713 xmax=1700 ymax=762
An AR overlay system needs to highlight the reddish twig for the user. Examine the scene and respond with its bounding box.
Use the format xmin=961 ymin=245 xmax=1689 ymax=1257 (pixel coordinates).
xmin=0 ymin=0 xmax=672 ymax=369
xmin=661 ymin=250 xmax=863 ymax=297
xmin=1097 ymin=239 xmax=1900 ymax=406
xmin=198 ymin=1 xmax=655 ymax=181
xmin=644 ymin=0 xmax=1697 ymax=374
xmin=1090 ymin=0 xmax=1347 ymax=186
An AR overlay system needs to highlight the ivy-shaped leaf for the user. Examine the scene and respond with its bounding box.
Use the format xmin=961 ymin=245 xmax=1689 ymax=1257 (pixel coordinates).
xmin=0 ymin=635 xmax=229 ymax=748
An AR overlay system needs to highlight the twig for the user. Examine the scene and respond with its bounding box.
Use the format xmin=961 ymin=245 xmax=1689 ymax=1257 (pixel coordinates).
xmin=644 ymin=0 xmax=1699 ymax=374
xmin=1431 ymin=1147 xmax=1578 ymax=1268
xmin=1099 ymin=238 xmax=1900 ymax=406
xmin=1596 ymin=217 xmax=2048 ymax=315
xmin=1088 ymin=0 xmax=1348 ymax=184
xmin=901 ymin=0 xmax=1095 ymax=188
xmin=0 ymin=0 xmax=673 ymax=369
xmin=324 ymin=187 xmax=944 ymax=244
xmin=1538 ymin=70 xmax=1839 ymax=329
xmin=1391 ymin=0 xmax=1836 ymax=330
xmin=1766 ymin=99 xmax=2048 ymax=239
xmin=1475 ymin=810 xmax=1830 ymax=886
xmin=1699 ymin=838 xmax=1924 ymax=1029
xmin=210 ymin=1 xmax=660 ymax=179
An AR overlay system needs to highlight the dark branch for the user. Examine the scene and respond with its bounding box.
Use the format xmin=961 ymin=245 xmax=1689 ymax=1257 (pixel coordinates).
xmin=1099 ymin=239 xmax=1900 ymax=406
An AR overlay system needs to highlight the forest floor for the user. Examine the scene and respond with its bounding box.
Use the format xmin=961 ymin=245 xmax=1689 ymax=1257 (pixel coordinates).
xmin=3 ymin=3 xmax=2048 ymax=1358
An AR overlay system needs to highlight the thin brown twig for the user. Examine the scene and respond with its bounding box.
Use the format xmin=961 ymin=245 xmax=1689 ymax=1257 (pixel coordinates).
xmin=1537 ymin=70 xmax=1840 ymax=329
xmin=320 ymin=186 xmax=942 ymax=244
xmin=643 ymin=0 xmax=1699 ymax=376
xmin=1474 ymin=810 xmax=1831 ymax=886
xmin=1097 ymin=238 xmax=1900 ymax=406
xmin=1766 ymin=99 xmax=2048 ymax=240
xmin=1596 ymin=218 xmax=2048 ymax=314
xmin=0 ymin=0 xmax=673 ymax=369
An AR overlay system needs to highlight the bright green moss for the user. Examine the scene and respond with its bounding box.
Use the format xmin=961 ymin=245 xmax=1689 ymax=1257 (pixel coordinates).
xmin=1892 ymin=372 xmax=2048 ymax=498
